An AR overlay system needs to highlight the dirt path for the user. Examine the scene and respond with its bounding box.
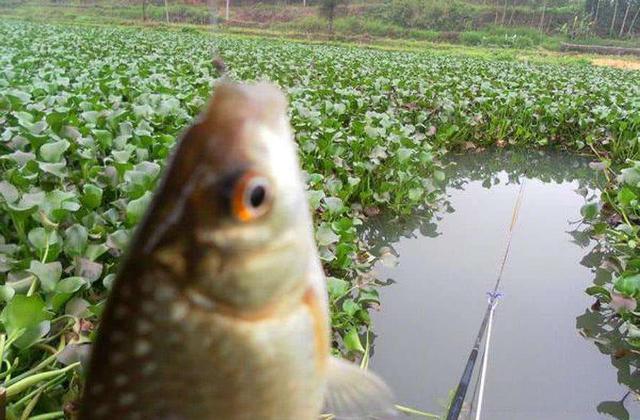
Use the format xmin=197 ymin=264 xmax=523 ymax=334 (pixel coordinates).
xmin=592 ymin=58 xmax=640 ymax=70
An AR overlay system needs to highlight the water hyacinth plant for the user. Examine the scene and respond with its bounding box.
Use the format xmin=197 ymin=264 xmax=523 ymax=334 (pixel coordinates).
xmin=0 ymin=20 xmax=639 ymax=416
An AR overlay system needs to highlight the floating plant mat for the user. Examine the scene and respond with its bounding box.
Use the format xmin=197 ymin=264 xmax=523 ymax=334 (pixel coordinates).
xmin=366 ymin=149 xmax=640 ymax=419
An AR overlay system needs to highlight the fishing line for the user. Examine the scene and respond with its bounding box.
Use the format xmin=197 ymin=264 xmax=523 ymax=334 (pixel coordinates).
xmin=466 ymin=349 xmax=483 ymax=417
xmin=445 ymin=179 xmax=526 ymax=420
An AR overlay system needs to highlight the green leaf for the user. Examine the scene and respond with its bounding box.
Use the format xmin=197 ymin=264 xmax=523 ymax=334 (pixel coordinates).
xmin=0 ymin=181 xmax=19 ymax=203
xmin=1 ymin=150 xmax=35 ymax=166
xmin=85 ymin=243 xmax=109 ymax=261
xmin=327 ymin=276 xmax=349 ymax=298
xmin=28 ymin=228 xmax=59 ymax=252
xmin=408 ymin=188 xmax=423 ymax=201
xmin=81 ymin=110 xmax=100 ymax=124
xmin=1 ymin=295 xmax=49 ymax=333
xmin=81 ymin=184 xmax=103 ymax=209
xmin=620 ymin=163 xmax=640 ymax=187
xmin=614 ymin=274 xmax=640 ymax=297
xmin=358 ymin=288 xmax=380 ymax=304
xmin=112 ymin=149 xmax=132 ymax=164
xmin=580 ymin=202 xmax=599 ymax=220
xmin=618 ymin=187 xmax=637 ymax=208
xmin=38 ymin=161 xmax=67 ymax=178
xmin=39 ymin=140 xmax=70 ymax=162
xmin=126 ymin=191 xmax=153 ymax=225
xmin=342 ymin=299 xmax=359 ymax=317
xmin=316 ymin=223 xmax=339 ymax=246
xmin=42 ymin=190 xmax=81 ymax=220
xmin=75 ymin=258 xmax=103 ymax=282
xmin=5 ymin=89 xmax=30 ymax=104
xmin=93 ymin=129 xmax=113 ymax=148
xmin=324 ymin=197 xmax=344 ymax=214
xmin=307 ymin=190 xmax=325 ymax=210
xmin=64 ymin=224 xmax=88 ymax=257
xmin=106 ymin=230 xmax=130 ymax=252
xmin=65 ymin=297 xmax=91 ymax=318
xmin=56 ymin=277 xmax=88 ymax=294
xmin=103 ymin=273 xmax=116 ymax=290
xmin=123 ymin=162 xmax=161 ymax=198
xmin=364 ymin=125 xmax=379 ymax=138
xmin=347 ymin=176 xmax=360 ymax=187
xmin=8 ymin=192 xmax=42 ymax=214
xmin=28 ymin=260 xmax=62 ymax=293
xmin=397 ymin=148 xmax=413 ymax=162
xmin=0 ymin=285 xmax=15 ymax=303
xmin=51 ymin=293 xmax=73 ymax=312
xmin=14 ymin=111 xmax=34 ymax=126
xmin=343 ymin=327 xmax=365 ymax=353
xmin=46 ymin=112 xmax=68 ymax=134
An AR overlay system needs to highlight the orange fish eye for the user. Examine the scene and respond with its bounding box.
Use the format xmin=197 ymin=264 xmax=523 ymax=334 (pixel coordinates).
xmin=231 ymin=173 xmax=272 ymax=222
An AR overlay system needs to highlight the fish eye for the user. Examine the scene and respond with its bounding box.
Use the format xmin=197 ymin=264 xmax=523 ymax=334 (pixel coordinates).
xmin=231 ymin=172 xmax=272 ymax=222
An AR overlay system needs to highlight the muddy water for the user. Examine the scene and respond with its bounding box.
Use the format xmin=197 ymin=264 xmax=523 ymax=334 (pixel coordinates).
xmin=369 ymin=150 xmax=640 ymax=419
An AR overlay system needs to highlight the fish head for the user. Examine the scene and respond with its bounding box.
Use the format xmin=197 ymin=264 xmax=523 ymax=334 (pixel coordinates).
xmin=139 ymin=82 xmax=314 ymax=311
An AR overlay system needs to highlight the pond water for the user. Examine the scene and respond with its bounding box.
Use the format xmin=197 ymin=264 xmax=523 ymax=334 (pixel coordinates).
xmin=368 ymin=150 xmax=640 ymax=419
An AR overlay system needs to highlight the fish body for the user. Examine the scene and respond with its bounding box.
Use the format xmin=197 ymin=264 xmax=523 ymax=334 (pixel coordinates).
xmin=80 ymin=82 xmax=395 ymax=419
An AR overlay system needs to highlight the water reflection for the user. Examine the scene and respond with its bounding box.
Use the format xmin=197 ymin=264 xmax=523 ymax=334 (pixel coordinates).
xmin=365 ymin=149 xmax=640 ymax=419
xmin=576 ymin=243 xmax=640 ymax=420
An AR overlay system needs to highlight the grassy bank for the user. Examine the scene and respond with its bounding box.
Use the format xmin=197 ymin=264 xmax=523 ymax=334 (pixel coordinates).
xmin=0 ymin=19 xmax=639 ymax=417
xmin=2 ymin=0 xmax=640 ymax=51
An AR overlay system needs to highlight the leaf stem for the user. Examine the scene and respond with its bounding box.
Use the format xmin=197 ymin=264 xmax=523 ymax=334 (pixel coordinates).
xmin=395 ymin=404 xmax=440 ymax=418
xmin=25 ymin=275 xmax=37 ymax=297
xmin=29 ymin=412 xmax=64 ymax=420
xmin=20 ymin=389 xmax=42 ymax=420
xmin=5 ymin=353 xmax=58 ymax=387
xmin=5 ymin=362 xmax=79 ymax=399
xmin=41 ymin=230 xmax=51 ymax=263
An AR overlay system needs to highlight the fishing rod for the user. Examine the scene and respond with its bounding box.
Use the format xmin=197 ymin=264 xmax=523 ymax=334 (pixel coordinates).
xmin=446 ymin=179 xmax=526 ymax=420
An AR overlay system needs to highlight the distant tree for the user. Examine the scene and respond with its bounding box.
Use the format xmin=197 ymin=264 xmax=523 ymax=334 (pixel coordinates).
xmin=620 ymin=0 xmax=632 ymax=35
xmin=500 ymin=0 xmax=508 ymax=24
xmin=538 ymin=0 xmax=547 ymax=32
xmin=628 ymin=1 xmax=640 ymax=35
xmin=319 ymin=0 xmax=347 ymax=35
xmin=586 ymin=0 xmax=640 ymax=37
xmin=610 ymin=0 xmax=619 ymax=35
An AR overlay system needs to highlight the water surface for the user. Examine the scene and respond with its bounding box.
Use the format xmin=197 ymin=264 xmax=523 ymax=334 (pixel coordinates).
xmin=369 ymin=150 xmax=640 ymax=419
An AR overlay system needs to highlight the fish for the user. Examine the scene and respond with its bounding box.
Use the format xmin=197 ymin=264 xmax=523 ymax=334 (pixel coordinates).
xmin=80 ymin=81 xmax=397 ymax=420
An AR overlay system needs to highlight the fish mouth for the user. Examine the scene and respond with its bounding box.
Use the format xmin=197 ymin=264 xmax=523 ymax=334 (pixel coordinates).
xmin=194 ymin=224 xmax=275 ymax=251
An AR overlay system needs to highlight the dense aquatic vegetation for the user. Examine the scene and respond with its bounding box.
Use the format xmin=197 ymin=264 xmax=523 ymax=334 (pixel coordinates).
xmin=0 ymin=20 xmax=639 ymax=416
xmin=581 ymin=161 xmax=640 ymax=392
